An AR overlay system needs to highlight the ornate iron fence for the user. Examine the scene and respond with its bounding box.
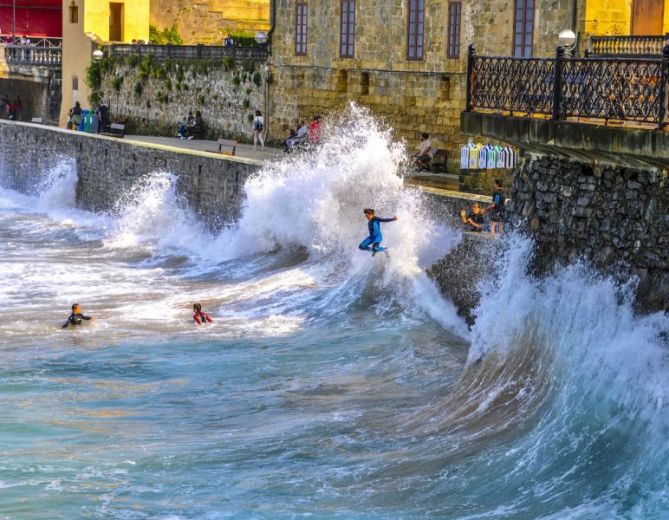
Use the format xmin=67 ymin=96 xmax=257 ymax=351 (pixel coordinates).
xmin=466 ymin=44 xmax=669 ymax=128
xmin=589 ymin=35 xmax=667 ymax=57
xmin=107 ymin=44 xmax=268 ymax=61
xmin=3 ymin=37 xmax=62 ymax=67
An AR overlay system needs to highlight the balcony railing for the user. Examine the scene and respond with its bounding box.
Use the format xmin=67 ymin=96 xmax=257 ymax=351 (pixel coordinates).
xmin=589 ymin=35 xmax=668 ymax=57
xmin=107 ymin=43 xmax=269 ymax=61
xmin=465 ymin=44 xmax=669 ymax=128
xmin=3 ymin=37 xmax=62 ymax=67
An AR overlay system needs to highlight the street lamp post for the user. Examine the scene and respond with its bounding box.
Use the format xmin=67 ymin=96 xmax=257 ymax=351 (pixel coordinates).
xmin=558 ymin=29 xmax=577 ymax=57
xmin=12 ymin=0 xmax=16 ymax=41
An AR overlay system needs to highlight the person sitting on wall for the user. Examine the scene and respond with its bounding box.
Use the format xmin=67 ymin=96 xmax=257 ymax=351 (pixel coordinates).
xmin=224 ymin=34 xmax=234 ymax=47
xmin=488 ymin=179 xmax=507 ymax=236
xmin=459 ymin=202 xmax=490 ymax=233
xmin=285 ymin=120 xmax=309 ymax=152
xmin=283 ymin=126 xmax=297 ymax=153
xmin=412 ymin=133 xmax=433 ymax=170
xmin=177 ymin=111 xmax=194 ymax=139
xmin=185 ymin=111 xmax=204 ymax=140
xmin=308 ymin=115 xmax=321 ymax=143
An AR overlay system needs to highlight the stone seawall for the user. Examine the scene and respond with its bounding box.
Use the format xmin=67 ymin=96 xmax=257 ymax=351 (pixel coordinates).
xmin=0 ymin=121 xmax=259 ymax=229
xmin=513 ymin=154 xmax=669 ymax=312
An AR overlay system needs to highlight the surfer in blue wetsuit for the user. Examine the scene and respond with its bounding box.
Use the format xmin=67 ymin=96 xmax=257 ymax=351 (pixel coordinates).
xmin=359 ymin=208 xmax=398 ymax=256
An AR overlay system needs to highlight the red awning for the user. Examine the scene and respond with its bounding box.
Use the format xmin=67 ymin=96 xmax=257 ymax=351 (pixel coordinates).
xmin=0 ymin=1 xmax=63 ymax=38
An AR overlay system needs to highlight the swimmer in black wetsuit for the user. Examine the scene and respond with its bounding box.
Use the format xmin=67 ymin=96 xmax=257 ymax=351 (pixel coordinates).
xmin=62 ymin=303 xmax=95 ymax=328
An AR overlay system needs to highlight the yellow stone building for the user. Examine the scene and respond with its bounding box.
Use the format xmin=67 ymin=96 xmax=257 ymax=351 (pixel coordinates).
xmin=268 ymin=0 xmax=669 ymax=172
xmin=149 ymin=1 xmax=270 ymax=44
xmin=60 ymin=0 xmax=150 ymax=126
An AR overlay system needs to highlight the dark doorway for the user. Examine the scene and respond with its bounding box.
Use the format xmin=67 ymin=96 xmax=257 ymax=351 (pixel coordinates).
xmin=109 ymin=3 xmax=124 ymax=42
xmin=631 ymin=0 xmax=664 ymax=35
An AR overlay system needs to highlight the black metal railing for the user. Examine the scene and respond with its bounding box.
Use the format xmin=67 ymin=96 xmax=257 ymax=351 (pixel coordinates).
xmin=589 ymin=35 xmax=668 ymax=57
xmin=2 ymin=37 xmax=62 ymax=67
xmin=107 ymin=44 xmax=268 ymax=61
xmin=466 ymin=44 xmax=669 ymax=128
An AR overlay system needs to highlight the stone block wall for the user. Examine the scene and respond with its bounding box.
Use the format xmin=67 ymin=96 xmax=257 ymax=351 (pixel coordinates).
xmin=150 ymin=0 xmax=270 ymax=44
xmin=268 ymin=0 xmax=575 ymax=174
xmin=513 ymin=154 xmax=669 ymax=311
xmin=98 ymin=57 xmax=268 ymax=143
xmin=0 ymin=121 xmax=259 ymax=229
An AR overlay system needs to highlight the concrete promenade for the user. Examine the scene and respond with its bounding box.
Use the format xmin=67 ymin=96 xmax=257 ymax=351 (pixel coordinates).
xmin=125 ymin=135 xmax=284 ymax=163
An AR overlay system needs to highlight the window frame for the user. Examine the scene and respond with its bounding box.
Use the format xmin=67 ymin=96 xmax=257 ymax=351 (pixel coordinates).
xmin=340 ymin=0 xmax=356 ymax=58
xmin=447 ymin=1 xmax=461 ymax=59
xmin=295 ymin=2 xmax=308 ymax=56
xmin=513 ymin=0 xmax=535 ymax=57
xmin=69 ymin=2 xmax=79 ymax=24
xmin=407 ymin=0 xmax=425 ymax=61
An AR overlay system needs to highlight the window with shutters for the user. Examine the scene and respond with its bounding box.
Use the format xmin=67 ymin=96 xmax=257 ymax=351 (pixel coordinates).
xmin=513 ymin=0 xmax=534 ymax=57
xmin=295 ymin=2 xmax=308 ymax=55
xmin=407 ymin=0 xmax=425 ymax=60
xmin=340 ymin=0 xmax=355 ymax=58
xmin=447 ymin=2 xmax=461 ymax=59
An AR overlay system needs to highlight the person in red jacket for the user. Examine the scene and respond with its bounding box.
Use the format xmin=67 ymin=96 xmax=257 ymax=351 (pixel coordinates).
xmin=193 ymin=303 xmax=214 ymax=325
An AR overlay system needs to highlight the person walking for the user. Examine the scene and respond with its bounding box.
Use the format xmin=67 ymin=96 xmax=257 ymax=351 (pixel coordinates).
xmin=252 ymin=110 xmax=265 ymax=149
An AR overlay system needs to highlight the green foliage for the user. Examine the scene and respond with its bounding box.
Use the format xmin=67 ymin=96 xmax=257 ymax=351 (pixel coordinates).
xmin=232 ymin=76 xmax=241 ymax=87
xmin=164 ymin=78 xmax=172 ymax=91
xmin=222 ymin=56 xmax=235 ymax=71
xmin=175 ymin=83 xmax=182 ymax=92
xmin=253 ymin=72 xmax=262 ymax=88
xmin=156 ymin=91 xmax=169 ymax=104
xmin=182 ymin=83 xmax=189 ymax=91
xmin=149 ymin=24 xmax=184 ymax=45
xmin=175 ymin=67 xmax=185 ymax=84
xmin=229 ymin=31 xmax=257 ymax=47
xmin=245 ymin=88 xmax=252 ymax=95
xmin=133 ymin=82 xmax=143 ymax=97
xmin=212 ymin=94 xmax=219 ymax=100
xmin=247 ymin=113 xmax=254 ymax=123
xmin=242 ymin=99 xmax=250 ymax=109
xmin=197 ymin=95 xmax=206 ymax=106
xmin=111 ymin=75 xmax=123 ymax=92
xmin=89 ymin=90 xmax=102 ymax=107
xmin=136 ymin=55 xmax=153 ymax=82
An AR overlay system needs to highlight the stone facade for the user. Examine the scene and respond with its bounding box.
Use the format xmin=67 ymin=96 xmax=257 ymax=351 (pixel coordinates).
xmin=150 ymin=0 xmax=270 ymax=44
xmin=513 ymin=154 xmax=669 ymax=311
xmin=268 ymin=0 xmax=578 ymax=173
xmin=0 ymin=120 xmax=258 ymax=229
xmin=98 ymin=57 xmax=268 ymax=142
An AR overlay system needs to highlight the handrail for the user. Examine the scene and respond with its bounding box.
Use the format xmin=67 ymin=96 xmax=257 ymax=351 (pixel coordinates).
xmin=466 ymin=44 xmax=669 ymax=129
xmin=107 ymin=43 xmax=269 ymax=61
xmin=589 ymin=35 xmax=668 ymax=57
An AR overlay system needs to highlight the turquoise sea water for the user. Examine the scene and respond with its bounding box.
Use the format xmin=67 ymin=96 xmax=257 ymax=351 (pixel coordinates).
xmin=1 ymin=115 xmax=668 ymax=518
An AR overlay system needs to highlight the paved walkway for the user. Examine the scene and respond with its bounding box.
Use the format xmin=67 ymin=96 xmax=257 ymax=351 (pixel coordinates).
xmin=125 ymin=135 xmax=284 ymax=163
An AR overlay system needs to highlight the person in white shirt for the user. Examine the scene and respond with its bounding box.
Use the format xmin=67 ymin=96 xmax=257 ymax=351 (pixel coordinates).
xmin=413 ymin=133 xmax=433 ymax=170
xmin=252 ymin=110 xmax=265 ymax=149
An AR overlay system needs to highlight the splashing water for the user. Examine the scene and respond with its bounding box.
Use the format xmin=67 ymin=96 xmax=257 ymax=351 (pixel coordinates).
xmin=0 ymin=107 xmax=667 ymax=518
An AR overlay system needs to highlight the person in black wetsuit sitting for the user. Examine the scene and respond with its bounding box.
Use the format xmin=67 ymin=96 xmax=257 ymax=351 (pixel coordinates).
xmin=62 ymin=303 xmax=95 ymax=328
xmin=459 ymin=202 xmax=489 ymax=233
